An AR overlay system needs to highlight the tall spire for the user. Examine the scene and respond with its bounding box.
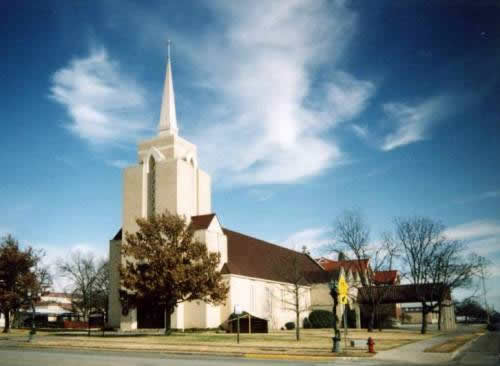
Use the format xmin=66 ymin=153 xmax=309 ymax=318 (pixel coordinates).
xmin=158 ymin=40 xmax=178 ymax=136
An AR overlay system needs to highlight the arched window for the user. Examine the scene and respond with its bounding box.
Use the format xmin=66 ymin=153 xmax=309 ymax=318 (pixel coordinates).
xmin=147 ymin=156 xmax=156 ymax=217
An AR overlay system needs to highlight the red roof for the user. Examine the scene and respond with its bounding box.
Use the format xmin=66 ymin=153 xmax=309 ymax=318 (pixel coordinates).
xmin=318 ymin=258 xmax=369 ymax=273
xmin=190 ymin=214 xmax=217 ymax=230
xmin=374 ymin=270 xmax=399 ymax=285
xmin=222 ymin=229 xmax=325 ymax=284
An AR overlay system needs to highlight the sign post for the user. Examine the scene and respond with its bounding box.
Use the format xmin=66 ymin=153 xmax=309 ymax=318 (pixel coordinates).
xmin=337 ymin=274 xmax=349 ymax=350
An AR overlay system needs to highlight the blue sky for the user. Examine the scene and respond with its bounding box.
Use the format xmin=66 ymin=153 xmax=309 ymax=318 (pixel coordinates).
xmin=1 ymin=1 xmax=499 ymax=307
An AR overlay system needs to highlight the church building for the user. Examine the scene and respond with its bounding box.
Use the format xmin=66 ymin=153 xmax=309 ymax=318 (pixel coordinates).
xmin=107 ymin=50 xmax=341 ymax=331
xmin=107 ymin=51 xmax=456 ymax=332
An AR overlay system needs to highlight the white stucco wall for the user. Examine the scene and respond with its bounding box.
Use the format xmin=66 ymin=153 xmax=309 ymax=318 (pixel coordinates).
xmin=224 ymin=274 xmax=311 ymax=330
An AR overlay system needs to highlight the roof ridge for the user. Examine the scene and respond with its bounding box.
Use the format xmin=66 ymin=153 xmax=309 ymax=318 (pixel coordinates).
xmin=222 ymin=228 xmax=307 ymax=256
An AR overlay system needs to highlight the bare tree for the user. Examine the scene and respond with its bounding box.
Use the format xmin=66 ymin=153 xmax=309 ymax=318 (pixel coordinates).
xmin=428 ymin=240 xmax=482 ymax=330
xmin=274 ymin=254 xmax=310 ymax=341
xmin=393 ymin=216 xmax=482 ymax=333
xmin=57 ymin=251 xmax=104 ymax=320
xmin=93 ymin=260 xmax=109 ymax=322
xmin=331 ymin=210 xmax=399 ymax=332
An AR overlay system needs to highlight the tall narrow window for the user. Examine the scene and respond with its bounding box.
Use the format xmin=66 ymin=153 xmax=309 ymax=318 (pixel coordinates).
xmin=147 ymin=156 xmax=156 ymax=217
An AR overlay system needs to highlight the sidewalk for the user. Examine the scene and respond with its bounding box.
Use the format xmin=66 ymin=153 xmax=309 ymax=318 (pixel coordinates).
xmin=374 ymin=326 xmax=480 ymax=364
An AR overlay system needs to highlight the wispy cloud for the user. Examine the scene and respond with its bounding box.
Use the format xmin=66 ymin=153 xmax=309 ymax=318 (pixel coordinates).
xmin=247 ymin=189 xmax=274 ymax=202
xmin=380 ymin=95 xmax=452 ymax=151
xmin=444 ymin=219 xmax=500 ymax=241
xmin=176 ymin=1 xmax=375 ymax=185
xmin=444 ymin=219 xmax=500 ymax=269
xmin=50 ymin=47 xmax=152 ymax=145
xmin=351 ymin=124 xmax=368 ymax=139
xmin=284 ymin=227 xmax=330 ymax=254
xmin=106 ymin=159 xmax=131 ymax=169
xmin=453 ymin=189 xmax=500 ymax=205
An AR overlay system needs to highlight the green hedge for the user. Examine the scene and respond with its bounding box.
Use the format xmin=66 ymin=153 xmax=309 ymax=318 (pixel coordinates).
xmin=308 ymin=310 xmax=334 ymax=328
xmin=303 ymin=317 xmax=312 ymax=329
xmin=285 ymin=321 xmax=295 ymax=330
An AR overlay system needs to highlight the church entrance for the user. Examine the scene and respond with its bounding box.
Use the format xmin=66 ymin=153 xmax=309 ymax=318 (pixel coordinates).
xmin=137 ymin=302 xmax=166 ymax=329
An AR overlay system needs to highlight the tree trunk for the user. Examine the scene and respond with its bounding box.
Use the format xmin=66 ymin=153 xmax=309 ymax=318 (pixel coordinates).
xmin=421 ymin=303 xmax=428 ymax=334
xmin=437 ymin=302 xmax=442 ymax=331
xmin=164 ymin=306 xmax=173 ymax=335
xmin=2 ymin=311 xmax=10 ymax=333
xmin=295 ymin=287 xmax=300 ymax=341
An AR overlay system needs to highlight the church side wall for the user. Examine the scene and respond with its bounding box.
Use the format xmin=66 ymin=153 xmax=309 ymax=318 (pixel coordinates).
xmin=123 ymin=166 xmax=142 ymax=235
xmin=183 ymin=301 xmax=205 ymax=329
xmin=226 ymin=275 xmax=311 ymax=330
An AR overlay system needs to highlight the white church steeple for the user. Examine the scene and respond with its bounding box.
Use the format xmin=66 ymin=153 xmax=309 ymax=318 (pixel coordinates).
xmin=158 ymin=40 xmax=178 ymax=136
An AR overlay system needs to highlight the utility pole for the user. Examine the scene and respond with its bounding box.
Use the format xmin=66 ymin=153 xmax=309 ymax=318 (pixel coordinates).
xmin=480 ymin=259 xmax=490 ymax=324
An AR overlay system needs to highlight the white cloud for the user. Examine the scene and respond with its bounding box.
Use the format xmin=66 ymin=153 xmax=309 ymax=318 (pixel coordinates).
xmin=380 ymin=95 xmax=451 ymax=151
xmin=444 ymin=219 xmax=500 ymax=241
xmin=106 ymin=160 xmax=131 ymax=169
xmin=247 ymin=189 xmax=274 ymax=202
xmin=454 ymin=189 xmax=500 ymax=205
xmin=351 ymin=124 xmax=368 ymax=139
xmin=50 ymin=47 xmax=152 ymax=145
xmin=284 ymin=227 xmax=330 ymax=254
xmin=181 ymin=0 xmax=375 ymax=185
xmin=443 ymin=220 xmax=500 ymax=309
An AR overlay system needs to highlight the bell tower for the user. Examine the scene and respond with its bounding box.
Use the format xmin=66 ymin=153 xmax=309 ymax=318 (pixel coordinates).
xmin=109 ymin=43 xmax=219 ymax=331
xmin=121 ymin=43 xmax=212 ymax=237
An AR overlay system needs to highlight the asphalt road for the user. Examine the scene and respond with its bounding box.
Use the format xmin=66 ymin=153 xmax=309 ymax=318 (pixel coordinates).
xmin=0 ymin=348 xmax=414 ymax=366
xmin=1 ymin=332 xmax=498 ymax=366
xmin=455 ymin=331 xmax=500 ymax=366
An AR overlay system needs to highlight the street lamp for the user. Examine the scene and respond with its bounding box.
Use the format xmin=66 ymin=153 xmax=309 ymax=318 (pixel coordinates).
xmin=328 ymin=279 xmax=341 ymax=353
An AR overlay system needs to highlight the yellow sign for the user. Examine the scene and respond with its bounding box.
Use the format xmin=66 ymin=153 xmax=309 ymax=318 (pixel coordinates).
xmin=338 ymin=274 xmax=349 ymax=304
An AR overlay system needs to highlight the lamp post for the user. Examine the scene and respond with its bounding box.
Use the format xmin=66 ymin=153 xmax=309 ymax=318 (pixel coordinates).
xmin=328 ymin=279 xmax=341 ymax=353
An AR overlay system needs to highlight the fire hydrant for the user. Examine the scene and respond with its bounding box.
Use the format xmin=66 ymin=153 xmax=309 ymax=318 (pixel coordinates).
xmin=367 ymin=337 xmax=376 ymax=353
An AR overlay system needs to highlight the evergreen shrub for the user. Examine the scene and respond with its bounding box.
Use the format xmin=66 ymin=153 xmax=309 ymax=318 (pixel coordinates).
xmin=308 ymin=310 xmax=334 ymax=328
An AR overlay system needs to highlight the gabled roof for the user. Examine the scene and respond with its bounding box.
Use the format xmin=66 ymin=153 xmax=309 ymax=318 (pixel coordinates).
xmin=222 ymin=228 xmax=325 ymax=284
xmin=109 ymin=220 xmax=328 ymax=285
xmin=190 ymin=214 xmax=217 ymax=231
xmin=374 ymin=270 xmax=399 ymax=285
xmin=112 ymin=229 xmax=122 ymax=241
xmin=318 ymin=258 xmax=369 ymax=273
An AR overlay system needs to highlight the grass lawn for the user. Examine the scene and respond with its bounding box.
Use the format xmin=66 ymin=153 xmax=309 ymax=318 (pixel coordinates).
xmin=10 ymin=328 xmax=438 ymax=356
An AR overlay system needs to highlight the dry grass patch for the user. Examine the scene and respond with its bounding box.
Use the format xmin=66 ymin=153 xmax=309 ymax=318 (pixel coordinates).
xmin=425 ymin=332 xmax=483 ymax=353
xmin=17 ymin=328 xmax=436 ymax=355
